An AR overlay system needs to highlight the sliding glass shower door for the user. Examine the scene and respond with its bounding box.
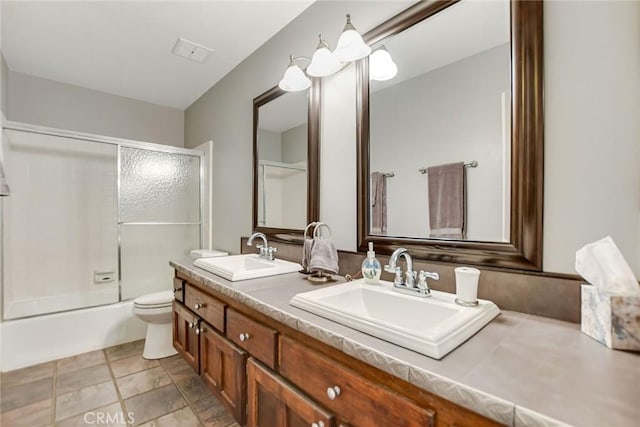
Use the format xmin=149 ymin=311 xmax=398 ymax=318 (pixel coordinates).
xmin=118 ymin=147 xmax=201 ymax=300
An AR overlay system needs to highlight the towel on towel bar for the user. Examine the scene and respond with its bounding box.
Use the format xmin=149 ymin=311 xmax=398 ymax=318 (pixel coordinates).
xmin=371 ymin=172 xmax=387 ymax=235
xmin=301 ymin=237 xmax=315 ymax=271
xmin=427 ymin=162 xmax=464 ymax=239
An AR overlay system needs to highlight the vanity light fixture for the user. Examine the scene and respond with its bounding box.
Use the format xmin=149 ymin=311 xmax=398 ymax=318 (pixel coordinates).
xmin=306 ymin=34 xmax=342 ymax=77
xmin=369 ymin=46 xmax=398 ymax=81
xmin=334 ymin=14 xmax=372 ymax=62
xmin=278 ymin=14 xmax=370 ymax=92
xmin=278 ymin=55 xmax=311 ymax=92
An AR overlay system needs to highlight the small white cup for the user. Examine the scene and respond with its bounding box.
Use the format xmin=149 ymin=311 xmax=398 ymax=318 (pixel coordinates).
xmin=455 ymin=267 xmax=481 ymax=305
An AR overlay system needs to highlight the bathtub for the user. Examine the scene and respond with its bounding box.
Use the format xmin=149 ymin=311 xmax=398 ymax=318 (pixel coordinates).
xmin=1 ymin=301 xmax=147 ymax=371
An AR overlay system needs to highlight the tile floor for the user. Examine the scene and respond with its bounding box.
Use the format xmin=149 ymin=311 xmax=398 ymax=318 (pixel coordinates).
xmin=0 ymin=340 xmax=239 ymax=427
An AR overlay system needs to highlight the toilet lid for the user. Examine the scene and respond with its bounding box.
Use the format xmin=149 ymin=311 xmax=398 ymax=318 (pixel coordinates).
xmin=134 ymin=290 xmax=174 ymax=306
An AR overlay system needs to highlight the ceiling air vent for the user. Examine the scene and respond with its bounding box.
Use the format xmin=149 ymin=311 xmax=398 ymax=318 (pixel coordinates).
xmin=171 ymin=37 xmax=213 ymax=64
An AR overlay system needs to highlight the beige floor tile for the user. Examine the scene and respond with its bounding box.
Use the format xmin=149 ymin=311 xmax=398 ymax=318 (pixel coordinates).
xmin=56 ymin=364 xmax=112 ymax=395
xmin=158 ymin=355 xmax=192 ymax=377
xmin=138 ymin=406 xmax=201 ymax=427
xmin=0 ymin=362 xmax=54 ymax=389
xmin=175 ymin=374 xmax=211 ymax=404
xmin=110 ymin=354 xmax=159 ymax=378
xmin=57 ymin=350 xmax=106 ymax=375
xmin=55 ymin=380 xmax=118 ymax=421
xmin=56 ymin=402 xmax=129 ymax=427
xmin=0 ymin=377 xmax=53 ymax=413
xmin=192 ymin=396 xmax=235 ymax=427
xmin=116 ymin=366 xmax=172 ymax=399
xmin=105 ymin=340 xmax=145 ymax=362
xmin=125 ymin=384 xmax=186 ymax=426
xmin=0 ymin=398 xmax=52 ymax=427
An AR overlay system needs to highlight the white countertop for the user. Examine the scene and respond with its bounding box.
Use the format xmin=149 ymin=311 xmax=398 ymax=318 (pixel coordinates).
xmin=171 ymin=259 xmax=640 ymax=427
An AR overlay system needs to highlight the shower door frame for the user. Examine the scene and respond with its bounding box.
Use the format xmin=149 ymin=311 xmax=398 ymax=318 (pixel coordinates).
xmin=1 ymin=121 xmax=205 ymax=318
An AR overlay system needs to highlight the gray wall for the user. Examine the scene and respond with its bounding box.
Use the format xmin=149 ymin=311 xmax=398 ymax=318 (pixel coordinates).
xmin=1 ymin=55 xmax=7 ymax=117
xmin=257 ymin=128 xmax=282 ymax=162
xmin=7 ymin=71 xmax=184 ymax=147
xmin=370 ymin=44 xmax=510 ymax=241
xmin=186 ymin=0 xmax=640 ymax=276
xmin=282 ymin=123 xmax=307 ymax=164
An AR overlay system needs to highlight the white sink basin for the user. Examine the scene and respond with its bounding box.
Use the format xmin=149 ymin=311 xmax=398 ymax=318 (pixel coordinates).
xmin=290 ymin=278 xmax=500 ymax=359
xmin=194 ymin=254 xmax=301 ymax=281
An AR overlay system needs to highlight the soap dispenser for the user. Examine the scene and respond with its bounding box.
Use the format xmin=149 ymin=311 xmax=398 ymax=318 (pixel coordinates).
xmin=362 ymin=242 xmax=382 ymax=284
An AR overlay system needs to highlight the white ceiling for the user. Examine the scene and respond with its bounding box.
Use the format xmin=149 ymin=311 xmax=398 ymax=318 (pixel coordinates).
xmin=1 ymin=1 xmax=314 ymax=110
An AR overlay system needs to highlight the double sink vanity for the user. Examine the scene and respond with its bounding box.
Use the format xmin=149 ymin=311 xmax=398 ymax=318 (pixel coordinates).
xmin=171 ymin=248 xmax=639 ymax=427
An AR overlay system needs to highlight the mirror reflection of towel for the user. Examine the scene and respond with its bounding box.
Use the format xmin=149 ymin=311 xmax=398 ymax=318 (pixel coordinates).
xmin=0 ymin=160 xmax=10 ymax=197
xmin=427 ymin=162 xmax=464 ymax=239
xmin=371 ymin=172 xmax=386 ymax=235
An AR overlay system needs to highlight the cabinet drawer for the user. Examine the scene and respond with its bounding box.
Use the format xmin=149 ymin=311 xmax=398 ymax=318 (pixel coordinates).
xmin=227 ymin=308 xmax=278 ymax=369
xmin=172 ymin=277 xmax=185 ymax=303
xmin=184 ymin=285 xmax=225 ymax=332
xmin=279 ymin=336 xmax=435 ymax=427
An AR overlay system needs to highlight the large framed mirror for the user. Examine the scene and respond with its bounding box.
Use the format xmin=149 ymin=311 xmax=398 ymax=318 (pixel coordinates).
xmin=357 ymin=0 xmax=543 ymax=270
xmin=253 ymin=80 xmax=320 ymax=239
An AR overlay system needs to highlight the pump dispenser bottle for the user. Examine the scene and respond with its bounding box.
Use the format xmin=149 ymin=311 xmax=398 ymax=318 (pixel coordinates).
xmin=361 ymin=242 xmax=382 ymax=284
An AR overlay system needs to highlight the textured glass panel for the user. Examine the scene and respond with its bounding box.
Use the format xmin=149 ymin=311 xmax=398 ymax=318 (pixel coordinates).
xmin=120 ymin=224 xmax=199 ymax=300
xmin=2 ymin=130 xmax=118 ymax=319
xmin=120 ymin=147 xmax=200 ymax=223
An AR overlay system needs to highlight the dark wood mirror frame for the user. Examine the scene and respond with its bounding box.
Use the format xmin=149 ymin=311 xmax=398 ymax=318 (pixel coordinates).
xmin=252 ymin=80 xmax=321 ymax=241
xmin=357 ymin=0 xmax=543 ymax=271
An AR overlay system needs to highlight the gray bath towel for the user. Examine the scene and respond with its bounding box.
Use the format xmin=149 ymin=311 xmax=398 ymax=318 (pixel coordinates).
xmin=0 ymin=159 xmax=10 ymax=197
xmin=308 ymin=238 xmax=339 ymax=274
xmin=427 ymin=162 xmax=464 ymax=239
xmin=371 ymin=172 xmax=386 ymax=235
xmin=301 ymin=237 xmax=315 ymax=271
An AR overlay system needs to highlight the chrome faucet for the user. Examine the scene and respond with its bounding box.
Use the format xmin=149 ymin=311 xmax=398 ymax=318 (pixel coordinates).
xmin=247 ymin=232 xmax=277 ymax=261
xmin=384 ymin=247 xmax=439 ymax=297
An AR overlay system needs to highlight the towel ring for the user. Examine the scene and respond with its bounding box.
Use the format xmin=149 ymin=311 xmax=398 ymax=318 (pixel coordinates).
xmin=304 ymin=222 xmax=319 ymax=240
xmin=313 ymin=222 xmax=332 ymax=239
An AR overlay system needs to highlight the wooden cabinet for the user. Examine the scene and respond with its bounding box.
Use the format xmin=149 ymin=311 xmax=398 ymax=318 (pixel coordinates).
xmin=247 ymin=358 xmax=334 ymax=427
xmin=200 ymin=322 xmax=248 ymax=425
xmin=227 ymin=308 xmax=278 ymax=369
xmin=172 ymin=271 xmax=504 ymax=427
xmin=185 ymin=284 xmax=225 ymax=332
xmin=172 ymin=301 xmax=199 ymax=372
xmin=279 ymin=336 xmax=435 ymax=427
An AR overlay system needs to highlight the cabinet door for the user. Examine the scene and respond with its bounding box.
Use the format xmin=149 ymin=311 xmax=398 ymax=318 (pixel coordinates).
xmin=172 ymin=301 xmax=199 ymax=372
xmin=200 ymin=323 xmax=248 ymax=425
xmin=247 ymin=359 xmax=334 ymax=427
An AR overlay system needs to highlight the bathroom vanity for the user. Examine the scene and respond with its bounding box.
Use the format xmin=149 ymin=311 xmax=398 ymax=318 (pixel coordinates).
xmin=171 ymin=259 xmax=639 ymax=427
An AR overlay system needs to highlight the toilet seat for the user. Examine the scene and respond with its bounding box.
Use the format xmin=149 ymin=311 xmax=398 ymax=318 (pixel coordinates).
xmin=134 ymin=290 xmax=174 ymax=309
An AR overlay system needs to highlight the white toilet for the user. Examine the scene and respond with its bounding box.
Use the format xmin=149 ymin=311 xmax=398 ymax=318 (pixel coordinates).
xmin=133 ymin=290 xmax=177 ymax=359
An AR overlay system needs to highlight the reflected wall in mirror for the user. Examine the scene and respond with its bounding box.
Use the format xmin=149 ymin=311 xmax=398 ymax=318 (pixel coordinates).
xmin=253 ymin=82 xmax=320 ymax=236
xmin=369 ymin=0 xmax=510 ymax=242
xmin=357 ymin=0 xmax=543 ymax=270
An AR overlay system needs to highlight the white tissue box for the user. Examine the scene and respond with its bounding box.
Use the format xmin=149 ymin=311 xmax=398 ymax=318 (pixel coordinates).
xmin=581 ymin=284 xmax=640 ymax=350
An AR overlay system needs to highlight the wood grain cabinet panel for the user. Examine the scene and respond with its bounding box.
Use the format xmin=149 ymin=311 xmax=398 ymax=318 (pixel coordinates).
xmin=227 ymin=308 xmax=278 ymax=369
xmin=279 ymin=336 xmax=435 ymax=427
xmin=248 ymin=358 xmax=335 ymax=427
xmin=185 ymin=285 xmax=226 ymax=332
xmin=172 ymin=301 xmax=199 ymax=373
xmin=200 ymin=322 xmax=248 ymax=425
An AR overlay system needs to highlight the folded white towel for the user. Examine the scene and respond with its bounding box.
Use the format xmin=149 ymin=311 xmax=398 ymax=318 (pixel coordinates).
xmin=301 ymin=238 xmax=315 ymax=271
xmin=308 ymin=238 xmax=339 ymax=275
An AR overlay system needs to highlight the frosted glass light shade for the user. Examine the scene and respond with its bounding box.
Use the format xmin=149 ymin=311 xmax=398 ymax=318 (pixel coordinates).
xmin=369 ymin=47 xmax=398 ymax=81
xmin=306 ymin=45 xmax=342 ymax=77
xmin=279 ymin=63 xmax=311 ymax=92
xmin=334 ymin=25 xmax=371 ymax=62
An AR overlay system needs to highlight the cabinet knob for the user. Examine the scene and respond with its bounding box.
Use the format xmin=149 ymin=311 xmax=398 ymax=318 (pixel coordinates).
xmin=239 ymin=333 xmax=250 ymax=342
xmin=194 ymin=303 xmax=205 ymax=310
xmin=188 ymin=320 xmax=197 ymax=329
xmin=311 ymin=422 xmax=325 ymax=427
xmin=195 ymin=327 xmax=204 ymax=335
xmin=326 ymin=385 xmax=341 ymax=400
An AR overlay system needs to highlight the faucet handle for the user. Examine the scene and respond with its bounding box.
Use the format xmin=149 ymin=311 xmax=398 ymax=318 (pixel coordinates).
xmin=266 ymin=246 xmax=277 ymax=261
xmin=390 ymin=267 xmax=403 ymax=286
xmin=417 ymin=270 xmax=439 ymax=292
xmin=384 ymin=263 xmax=396 ymax=273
